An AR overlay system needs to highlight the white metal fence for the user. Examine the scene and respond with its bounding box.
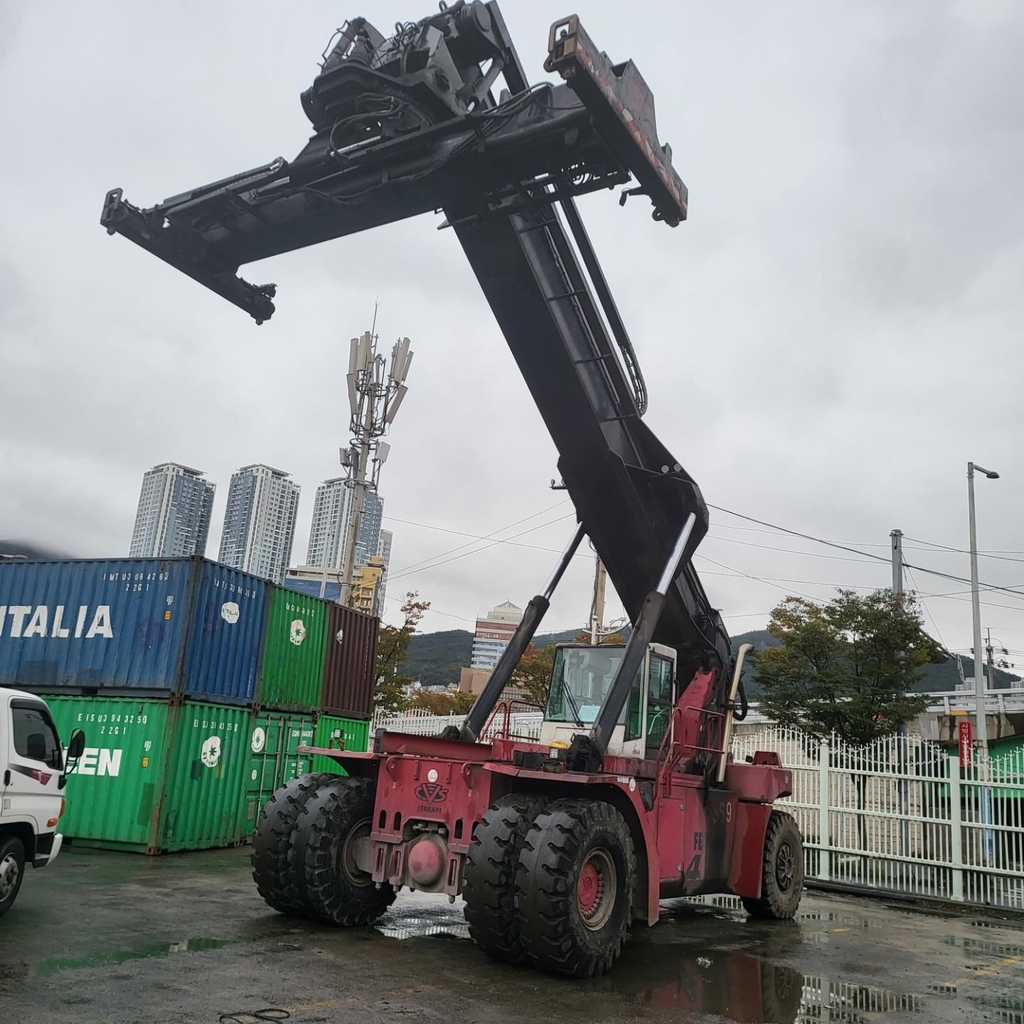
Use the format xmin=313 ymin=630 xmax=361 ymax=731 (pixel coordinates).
xmin=363 ymin=711 xmax=1024 ymax=911
xmin=733 ymin=726 xmax=1024 ymax=911
xmin=369 ymin=706 xmax=544 ymax=742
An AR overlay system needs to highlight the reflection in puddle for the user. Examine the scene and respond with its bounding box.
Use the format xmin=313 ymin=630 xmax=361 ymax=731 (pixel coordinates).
xmin=376 ymin=895 xmax=923 ymax=1024
xmin=36 ymin=936 xmax=242 ymax=976
xmin=594 ymin=935 xmax=922 ymax=1024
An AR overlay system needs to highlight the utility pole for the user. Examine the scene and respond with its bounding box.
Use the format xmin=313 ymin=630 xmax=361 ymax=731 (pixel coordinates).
xmin=968 ymin=461 xmax=999 ymax=758
xmin=589 ymin=556 xmax=607 ymax=644
xmin=890 ymin=529 xmax=903 ymax=594
xmin=891 ymin=528 xmax=908 ymax=856
xmin=327 ymin=315 xmax=413 ymax=608
xmin=986 ymin=628 xmax=996 ymax=695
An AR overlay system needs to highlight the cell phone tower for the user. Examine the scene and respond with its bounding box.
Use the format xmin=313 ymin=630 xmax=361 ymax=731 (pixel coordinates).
xmin=328 ymin=317 xmax=413 ymax=608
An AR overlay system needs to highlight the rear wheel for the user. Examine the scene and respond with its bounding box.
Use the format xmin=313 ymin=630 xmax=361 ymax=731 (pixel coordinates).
xmin=463 ymin=793 xmax=546 ymax=963
xmin=251 ymin=772 xmax=337 ymax=915
xmin=0 ymin=836 xmax=26 ymax=917
xmin=516 ymin=799 xmax=636 ymax=977
xmin=742 ymin=810 xmax=803 ymax=920
xmin=297 ymin=775 xmax=396 ymax=925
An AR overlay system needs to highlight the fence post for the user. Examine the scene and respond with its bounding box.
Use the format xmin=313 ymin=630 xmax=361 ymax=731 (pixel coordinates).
xmin=948 ymin=752 xmax=964 ymax=902
xmin=818 ymin=738 xmax=830 ymax=881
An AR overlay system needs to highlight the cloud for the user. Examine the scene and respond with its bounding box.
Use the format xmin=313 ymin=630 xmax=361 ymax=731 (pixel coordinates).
xmin=2 ymin=1 xmax=1022 ymax=661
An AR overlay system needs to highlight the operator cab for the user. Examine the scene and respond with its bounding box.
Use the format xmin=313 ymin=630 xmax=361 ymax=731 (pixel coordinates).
xmin=539 ymin=643 xmax=677 ymax=761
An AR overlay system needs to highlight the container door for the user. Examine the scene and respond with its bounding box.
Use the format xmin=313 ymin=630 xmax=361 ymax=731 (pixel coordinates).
xmin=162 ymin=703 xmax=251 ymax=851
xmin=242 ymin=713 xmax=315 ymax=833
xmin=43 ymin=697 xmax=169 ymax=852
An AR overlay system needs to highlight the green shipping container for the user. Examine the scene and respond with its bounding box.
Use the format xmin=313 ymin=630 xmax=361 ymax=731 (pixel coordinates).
xmin=258 ymin=587 xmax=329 ymax=712
xmin=311 ymin=713 xmax=371 ymax=775
xmin=43 ymin=696 xmax=250 ymax=853
xmin=241 ymin=710 xmax=316 ymax=833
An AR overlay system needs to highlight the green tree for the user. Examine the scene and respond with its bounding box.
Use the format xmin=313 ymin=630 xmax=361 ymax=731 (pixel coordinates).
xmin=374 ymin=592 xmax=430 ymax=712
xmin=510 ymin=643 xmax=556 ymax=709
xmin=754 ymin=589 xmax=941 ymax=746
xmin=449 ymin=689 xmax=477 ymax=715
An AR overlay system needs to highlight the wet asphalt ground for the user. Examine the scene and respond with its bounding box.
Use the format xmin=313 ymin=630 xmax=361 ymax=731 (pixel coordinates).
xmin=2 ymin=846 xmax=1023 ymax=1024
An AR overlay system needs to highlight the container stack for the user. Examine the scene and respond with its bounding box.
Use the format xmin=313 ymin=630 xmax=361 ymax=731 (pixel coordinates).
xmin=0 ymin=557 xmax=378 ymax=854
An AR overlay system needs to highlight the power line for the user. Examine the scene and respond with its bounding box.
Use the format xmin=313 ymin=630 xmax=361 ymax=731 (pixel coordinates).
xmin=710 ymin=503 xmax=1024 ymax=600
xmin=705 ymin=532 xmax=883 ymax=565
xmin=708 ymin=505 xmax=894 ymax=564
xmin=389 ymin=512 xmax=577 ymax=582
xmin=904 ymin=536 xmax=1024 ymax=564
xmin=386 ymin=499 xmax=570 ymax=577
xmin=904 ymin=564 xmax=946 ymax=649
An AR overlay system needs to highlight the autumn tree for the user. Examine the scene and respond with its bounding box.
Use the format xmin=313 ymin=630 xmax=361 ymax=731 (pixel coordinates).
xmin=754 ymin=589 xmax=941 ymax=746
xmin=508 ymin=644 xmax=555 ymax=709
xmin=374 ymin=592 xmax=430 ymax=712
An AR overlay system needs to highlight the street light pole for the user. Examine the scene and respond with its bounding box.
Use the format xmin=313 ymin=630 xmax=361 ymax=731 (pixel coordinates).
xmin=968 ymin=460 xmax=999 ymax=757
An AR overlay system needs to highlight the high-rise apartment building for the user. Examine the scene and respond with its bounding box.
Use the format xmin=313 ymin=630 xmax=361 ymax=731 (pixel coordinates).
xmin=129 ymin=463 xmax=215 ymax=558
xmin=471 ymin=601 xmax=524 ymax=670
xmin=376 ymin=529 xmax=393 ymax=613
xmin=305 ymin=480 xmax=385 ymax=574
xmin=218 ymin=464 xmax=300 ymax=584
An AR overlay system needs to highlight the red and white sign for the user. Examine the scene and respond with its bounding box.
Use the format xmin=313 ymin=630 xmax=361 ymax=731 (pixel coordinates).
xmin=958 ymin=719 xmax=973 ymax=768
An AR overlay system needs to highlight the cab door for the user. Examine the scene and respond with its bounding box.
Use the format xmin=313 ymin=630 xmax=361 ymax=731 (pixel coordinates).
xmin=2 ymin=695 xmax=65 ymax=840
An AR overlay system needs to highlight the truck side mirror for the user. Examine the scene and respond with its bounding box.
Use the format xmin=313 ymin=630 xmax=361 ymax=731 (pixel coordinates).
xmin=67 ymin=728 xmax=86 ymax=762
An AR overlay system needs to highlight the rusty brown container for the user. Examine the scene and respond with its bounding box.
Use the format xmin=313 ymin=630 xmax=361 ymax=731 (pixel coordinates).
xmin=321 ymin=604 xmax=379 ymax=719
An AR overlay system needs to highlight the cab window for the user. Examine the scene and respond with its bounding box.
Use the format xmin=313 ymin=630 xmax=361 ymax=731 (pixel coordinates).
xmin=12 ymin=701 xmax=62 ymax=769
xmin=645 ymin=655 xmax=675 ymax=758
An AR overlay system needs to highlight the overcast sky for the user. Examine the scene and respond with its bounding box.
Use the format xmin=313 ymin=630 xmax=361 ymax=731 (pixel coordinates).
xmin=2 ymin=1 xmax=1023 ymax=669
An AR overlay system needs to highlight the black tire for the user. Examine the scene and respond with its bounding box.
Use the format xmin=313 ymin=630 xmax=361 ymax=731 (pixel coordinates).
xmin=516 ymin=799 xmax=636 ymax=977
xmin=742 ymin=810 xmax=804 ymax=920
xmin=297 ymin=775 xmax=396 ymax=925
xmin=0 ymin=836 xmax=26 ymax=918
xmin=252 ymin=772 xmax=338 ymax=915
xmin=463 ymin=793 xmax=546 ymax=963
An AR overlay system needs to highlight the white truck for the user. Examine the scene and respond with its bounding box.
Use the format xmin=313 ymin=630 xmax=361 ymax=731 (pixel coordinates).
xmin=0 ymin=688 xmax=84 ymax=916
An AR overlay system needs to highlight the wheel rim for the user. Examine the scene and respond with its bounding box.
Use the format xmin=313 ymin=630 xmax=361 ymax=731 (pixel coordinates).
xmin=775 ymin=840 xmax=796 ymax=892
xmin=340 ymin=817 xmax=373 ymax=887
xmin=0 ymin=853 xmax=19 ymax=901
xmin=577 ymin=848 xmax=616 ymax=930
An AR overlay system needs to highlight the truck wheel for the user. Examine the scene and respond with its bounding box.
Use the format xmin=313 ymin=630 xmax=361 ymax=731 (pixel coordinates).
xmin=0 ymin=836 xmax=26 ymax=917
xmin=516 ymin=799 xmax=636 ymax=977
xmin=463 ymin=793 xmax=545 ymax=963
xmin=297 ymin=776 xmax=396 ymax=925
xmin=251 ymin=772 xmax=337 ymax=916
xmin=742 ymin=810 xmax=803 ymax=920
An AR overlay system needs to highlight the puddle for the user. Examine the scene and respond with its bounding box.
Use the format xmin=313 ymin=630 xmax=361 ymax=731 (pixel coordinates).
xmin=944 ymin=934 xmax=1024 ymax=959
xmin=592 ymin=935 xmax=924 ymax=1024
xmin=969 ymin=993 xmax=1024 ymax=1024
xmin=34 ymin=927 xmax=308 ymax=977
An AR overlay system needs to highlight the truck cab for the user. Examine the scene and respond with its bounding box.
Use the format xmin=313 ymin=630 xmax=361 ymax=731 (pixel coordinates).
xmin=540 ymin=643 xmax=678 ymax=761
xmin=0 ymin=688 xmax=83 ymax=916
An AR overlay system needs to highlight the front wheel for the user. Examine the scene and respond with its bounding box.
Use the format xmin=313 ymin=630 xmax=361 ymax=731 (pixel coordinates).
xmin=515 ymin=799 xmax=636 ymax=977
xmin=742 ymin=810 xmax=803 ymax=920
xmin=295 ymin=776 xmax=396 ymax=925
xmin=0 ymin=836 xmax=26 ymax=917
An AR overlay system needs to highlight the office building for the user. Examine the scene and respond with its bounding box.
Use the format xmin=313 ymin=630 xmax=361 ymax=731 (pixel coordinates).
xmin=129 ymin=463 xmax=215 ymax=558
xmin=218 ymin=464 xmax=299 ymax=584
xmin=470 ymin=600 xmax=523 ymax=671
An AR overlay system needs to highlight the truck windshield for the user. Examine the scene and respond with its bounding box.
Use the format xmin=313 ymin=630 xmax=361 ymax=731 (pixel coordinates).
xmin=546 ymin=646 xmax=638 ymax=725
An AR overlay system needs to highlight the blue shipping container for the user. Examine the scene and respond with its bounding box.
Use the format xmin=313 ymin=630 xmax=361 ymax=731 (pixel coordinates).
xmin=0 ymin=558 xmax=267 ymax=704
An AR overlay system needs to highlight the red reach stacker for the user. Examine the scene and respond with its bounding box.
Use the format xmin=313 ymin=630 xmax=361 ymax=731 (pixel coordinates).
xmin=102 ymin=2 xmax=804 ymax=976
